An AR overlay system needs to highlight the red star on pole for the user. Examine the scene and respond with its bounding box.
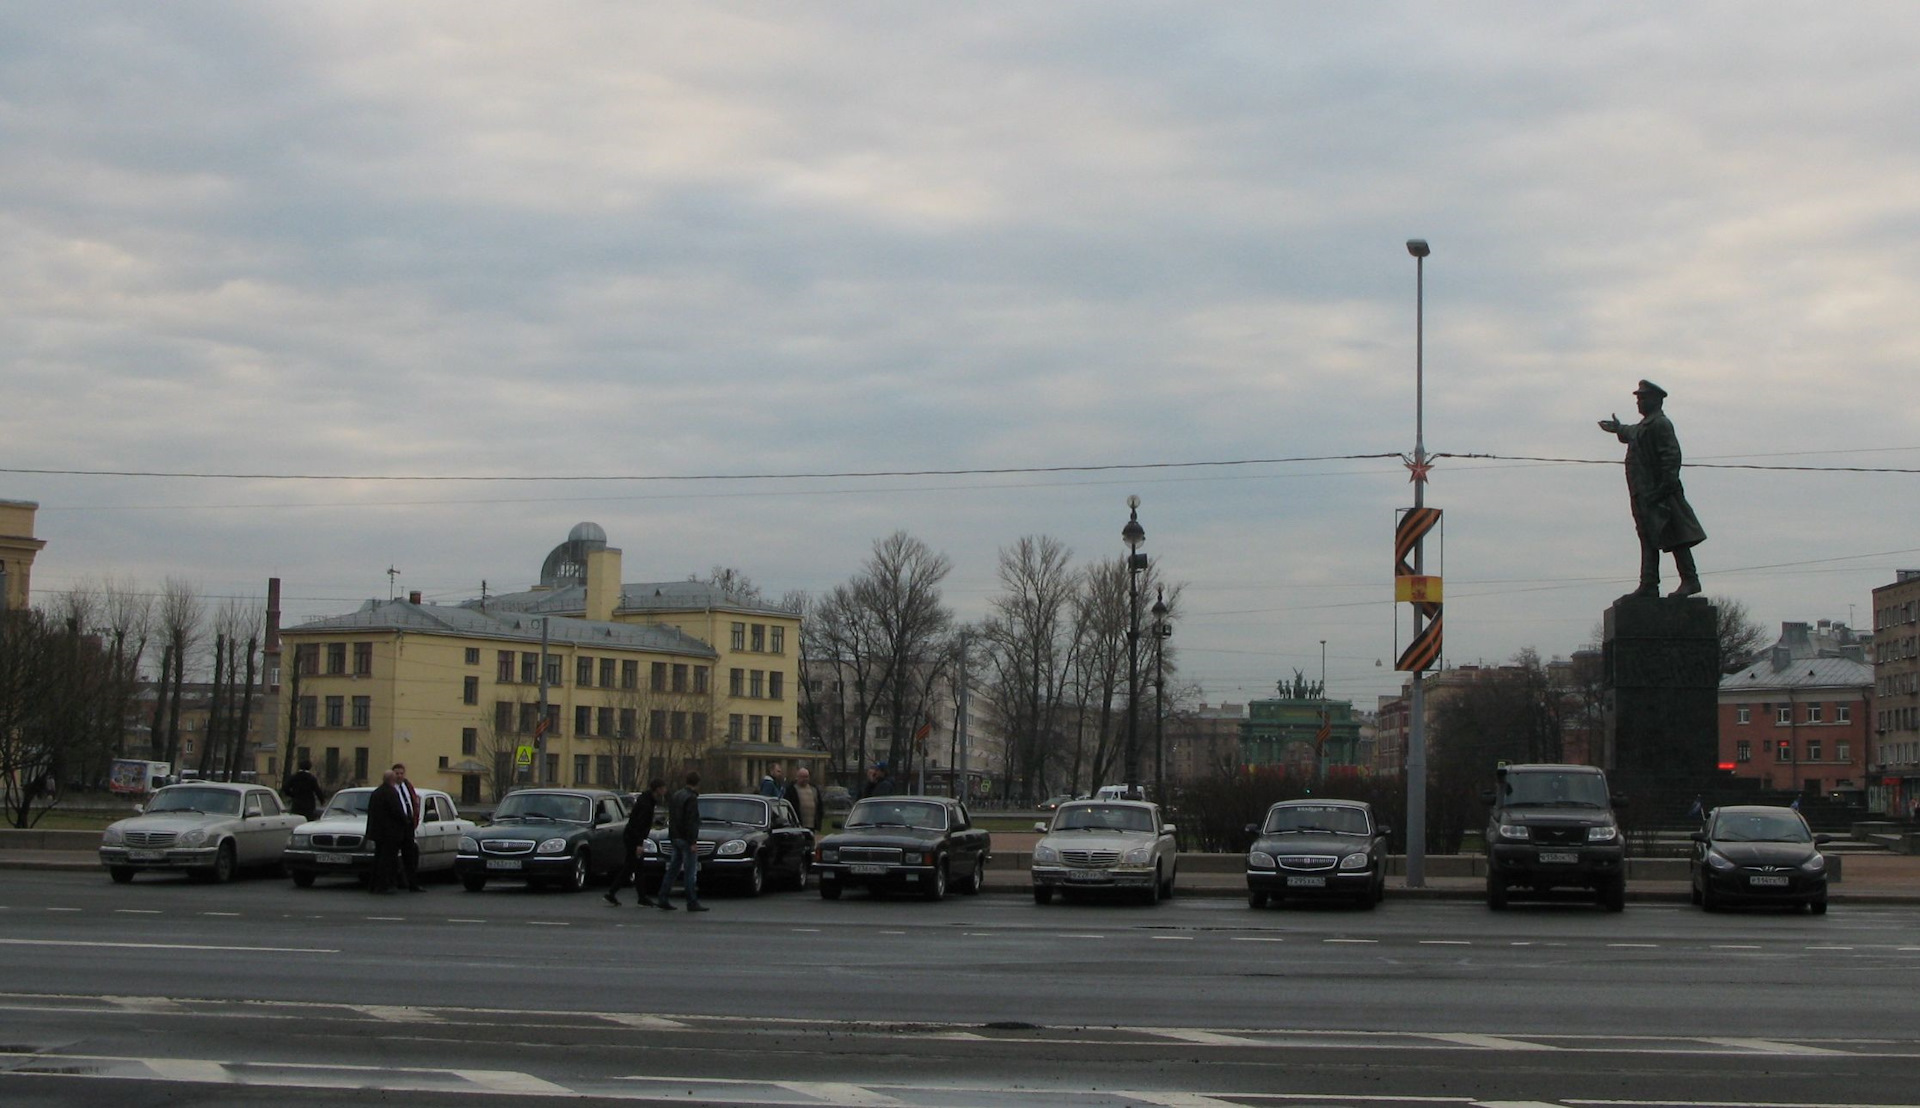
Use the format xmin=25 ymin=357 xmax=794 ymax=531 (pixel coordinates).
xmin=1404 ymin=456 xmax=1434 ymax=485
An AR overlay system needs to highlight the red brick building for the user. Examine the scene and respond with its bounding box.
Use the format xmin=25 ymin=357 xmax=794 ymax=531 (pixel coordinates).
xmin=1718 ymin=623 xmax=1872 ymax=801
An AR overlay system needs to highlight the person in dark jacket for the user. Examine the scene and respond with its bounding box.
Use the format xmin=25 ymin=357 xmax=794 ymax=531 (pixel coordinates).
xmin=859 ymin=761 xmax=894 ymax=800
xmin=282 ymin=760 xmax=325 ymax=820
xmin=655 ymin=771 xmax=707 ymax=912
xmin=365 ymin=770 xmax=407 ymax=894
xmin=605 ymin=779 xmax=666 ymax=906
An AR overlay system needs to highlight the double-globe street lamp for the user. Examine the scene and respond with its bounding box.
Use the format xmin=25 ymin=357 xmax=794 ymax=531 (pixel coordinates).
xmin=1121 ymin=496 xmax=1147 ymax=793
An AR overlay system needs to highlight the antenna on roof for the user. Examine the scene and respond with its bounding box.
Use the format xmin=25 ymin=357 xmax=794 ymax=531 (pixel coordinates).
xmin=387 ymin=565 xmax=400 ymax=602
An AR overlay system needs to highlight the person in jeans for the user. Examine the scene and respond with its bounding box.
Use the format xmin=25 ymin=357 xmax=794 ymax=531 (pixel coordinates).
xmin=606 ymin=778 xmax=666 ymax=907
xmin=656 ymin=771 xmax=707 ymax=912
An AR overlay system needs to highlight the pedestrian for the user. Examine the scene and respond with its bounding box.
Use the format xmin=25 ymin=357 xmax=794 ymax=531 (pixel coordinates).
xmin=656 ymin=771 xmax=707 ymax=912
xmin=785 ymin=766 xmax=823 ymax=833
xmin=607 ymin=778 xmax=666 ymax=907
xmin=365 ymin=770 xmax=406 ymax=894
xmin=283 ymin=759 xmax=325 ymax=820
xmin=392 ymin=762 xmax=424 ymax=892
xmin=759 ymin=763 xmax=786 ymax=799
xmin=860 ymin=761 xmax=894 ymax=800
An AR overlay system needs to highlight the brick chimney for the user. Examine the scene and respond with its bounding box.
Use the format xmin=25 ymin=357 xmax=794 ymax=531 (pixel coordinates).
xmin=585 ymin=547 xmax=623 ymax=623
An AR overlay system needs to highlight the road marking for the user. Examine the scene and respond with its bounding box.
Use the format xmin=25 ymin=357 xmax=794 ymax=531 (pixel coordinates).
xmin=0 ymin=939 xmax=335 ymax=954
xmin=879 ymin=930 xmax=907 ymax=935
xmin=104 ymin=996 xmax=185 ymax=1013
xmin=145 ymin=1058 xmax=235 ymax=1084
xmin=1152 ymin=935 xmax=1194 ymax=941
xmin=527 ymin=921 xmax=570 ymax=927
xmin=114 ymin=909 xmax=162 ymax=915
xmin=1421 ymin=940 xmax=1472 ymax=945
xmin=792 ymin=928 xmax=822 ymax=933
xmin=1471 ymin=1101 xmax=1565 ymax=1107
xmin=1606 ymin=943 xmax=1657 ymax=949
xmin=598 ymin=1013 xmax=687 ymax=1030
xmin=1806 ymin=945 xmax=1854 ymax=951
xmin=447 ymin=918 xmax=486 ymax=923
xmin=775 ymin=1081 xmax=907 ymax=1105
xmin=364 ymin=916 xmax=404 ymax=922
xmin=1056 ymin=934 xmax=1106 ymax=939
xmin=1154 ymin=1029 xmax=1263 ymax=1046
xmin=1231 ymin=936 xmax=1285 ymax=942
xmin=1126 ymin=1092 xmax=1250 ymax=1107
xmin=46 ymin=907 xmax=81 ymax=912
xmin=1428 ymin=1033 xmax=1558 ymax=1051
xmin=351 ymin=1005 xmax=442 ymax=1023
xmin=1700 ymin=1036 xmax=1848 ymax=1056
xmin=1711 ymin=945 xmax=1761 ymax=950
xmin=1325 ymin=938 xmax=1377 ymax=944
xmin=451 ymin=1068 xmax=575 ymax=1094
xmin=199 ymin=912 xmax=240 ymax=917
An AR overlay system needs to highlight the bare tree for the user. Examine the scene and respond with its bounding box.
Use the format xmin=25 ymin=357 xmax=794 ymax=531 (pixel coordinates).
xmin=695 ymin=566 xmax=764 ymax=606
xmin=981 ymin=536 xmax=1080 ymax=805
xmin=1712 ymin=597 xmax=1769 ymax=673
xmin=155 ymin=579 xmax=204 ymax=768
xmin=851 ymin=532 xmax=955 ymax=780
xmin=804 ymin=583 xmax=884 ymax=783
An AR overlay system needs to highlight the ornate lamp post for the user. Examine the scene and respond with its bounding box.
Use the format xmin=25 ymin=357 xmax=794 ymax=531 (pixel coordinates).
xmin=1152 ymin=588 xmax=1171 ymax=802
xmin=1121 ymin=496 xmax=1146 ymax=793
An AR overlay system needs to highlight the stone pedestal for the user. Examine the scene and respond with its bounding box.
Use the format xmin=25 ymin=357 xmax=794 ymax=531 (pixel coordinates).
xmin=1602 ymin=597 xmax=1719 ymax=817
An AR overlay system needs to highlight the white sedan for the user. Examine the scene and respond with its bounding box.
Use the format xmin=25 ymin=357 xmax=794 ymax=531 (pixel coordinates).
xmin=99 ymin=782 xmax=306 ymax=884
xmin=1030 ymin=799 xmax=1179 ymax=905
xmin=282 ymin=787 xmax=476 ymax=887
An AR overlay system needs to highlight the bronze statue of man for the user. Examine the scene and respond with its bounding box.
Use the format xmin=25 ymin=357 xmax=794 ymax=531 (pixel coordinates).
xmin=1598 ymin=380 xmax=1706 ymax=599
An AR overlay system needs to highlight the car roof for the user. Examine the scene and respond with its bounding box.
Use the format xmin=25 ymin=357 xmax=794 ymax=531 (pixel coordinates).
xmin=1270 ymin=799 xmax=1370 ymax=810
xmin=159 ymin=781 xmax=253 ymax=793
xmin=1059 ymin=799 xmax=1152 ymax=810
xmin=1502 ymin=763 xmax=1603 ymax=773
xmin=1711 ymin=804 xmax=1804 ymax=816
xmin=852 ymin=794 xmax=957 ymax=806
xmin=702 ymin=793 xmax=773 ymax=802
xmin=506 ymin=788 xmax=617 ymax=798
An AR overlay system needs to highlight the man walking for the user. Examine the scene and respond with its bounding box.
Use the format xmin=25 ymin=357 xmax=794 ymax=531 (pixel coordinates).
xmin=282 ymin=759 xmax=325 ymax=820
xmin=606 ymin=779 xmax=666 ymax=906
xmin=785 ymin=766 xmax=823 ymax=833
xmin=365 ymin=770 xmax=406 ymax=894
xmin=656 ymin=771 xmax=707 ymax=912
xmin=1598 ymin=380 xmax=1707 ymax=598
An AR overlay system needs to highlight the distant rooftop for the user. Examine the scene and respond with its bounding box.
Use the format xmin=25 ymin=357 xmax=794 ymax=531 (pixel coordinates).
xmin=286 ymin=598 xmax=717 ymax=657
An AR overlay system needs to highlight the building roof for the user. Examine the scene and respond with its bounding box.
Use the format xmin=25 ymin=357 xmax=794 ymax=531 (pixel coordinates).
xmin=1720 ymin=655 xmax=1872 ymax=692
xmin=285 ymin=599 xmax=717 ymax=658
xmin=468 ymin=579 xmax=796 ymax=619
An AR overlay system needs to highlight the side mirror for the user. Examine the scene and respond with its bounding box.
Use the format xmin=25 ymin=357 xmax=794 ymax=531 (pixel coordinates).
xmin=1161 ymin=824 xmax=1176 ymax=836
xmin=1478 ymin=788 xmax=1495 ymax=806
xmin=1243 ymin=823 xmax=1258 ymax=836
xmin=133 ymin=805 xmax=145 ymax=815
xmin=594 ymin=812 xmax=612 ymax=825
xmin=1814 ymin=834 xmax=1835 ymax=845
xmin=1032 ymin=822 xmax=1048 ymax=834
xmin=1376 ymin=825 xmax=1393 ymax=838
xmin=1690 ymin=831 xmax=1708 ymax=843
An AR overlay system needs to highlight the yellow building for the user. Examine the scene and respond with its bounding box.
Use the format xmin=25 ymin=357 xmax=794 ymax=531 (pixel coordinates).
xmin=280 ymin=524 xmax=810 ymax=804
xmin=0 ymin=499 xmax=46 ymax=613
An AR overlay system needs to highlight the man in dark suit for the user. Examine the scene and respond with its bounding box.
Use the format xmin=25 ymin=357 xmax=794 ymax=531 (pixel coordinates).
xmin=366 ymin=770 xmax=406 ymax=894
xmin=605 ymin=778 xmax=666 ymax=906
xmin=282 ymin=759 xmax=325 ymax=820
xmin=391 ymin=763 xmax=424 ymax=892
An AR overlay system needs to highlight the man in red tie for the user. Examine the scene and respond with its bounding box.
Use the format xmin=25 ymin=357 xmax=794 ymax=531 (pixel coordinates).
xmin=392 ymin=763 xmax=425 ymax=892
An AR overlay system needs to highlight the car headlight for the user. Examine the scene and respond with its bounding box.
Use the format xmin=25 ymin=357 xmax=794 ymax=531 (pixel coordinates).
xmin=1705 ymin=850 xmax=1736 ymax=872
xmin=817 ymin=847 xmax=837 ymax=863
xmin=1032 ymin=843 xmax=1058 ymax=863
xmin=1801 ymin=853 xmax=1828 ymax=873
xmin=643 ymin=839 xmax=660 ymax=856
xmin=1248 ymin=851 xmax=1275 ymax=869
xmin=536 ymin=838 xmax=569 ymax=854
xmin=1123 ymin=845 xmax=1154 ymax=865
xmin=718 ymin=839 xmax=748 ymax=857
xmin=101 ymin=828 xmax=125 ymax=845
xmin=902 ymin=851 xmax=931 ymax=866
xmin=289 ymin=833 xmax=311 ymax=848
xmin=178 ymin=829 xmax=208 ymax=847
xmin=458 ymin=835 xmax=477 ymax=852
xmin=1497 ymin=824 xmax=1531 ymax=841
xmin=1339 ymin=852 xmax=1371 ymax=871
xmin=1587 ymin=826 xmax=1618 ymax=843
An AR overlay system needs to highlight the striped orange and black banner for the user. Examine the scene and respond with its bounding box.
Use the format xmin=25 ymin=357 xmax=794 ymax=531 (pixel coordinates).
xmin=1396 ymin=611 xmax=1443 ymax=672
xmin=1394 ymin=507 xmax=1441 ymax=577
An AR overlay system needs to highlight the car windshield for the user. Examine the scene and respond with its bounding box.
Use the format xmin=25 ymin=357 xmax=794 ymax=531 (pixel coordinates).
xmin=322 ymin=789 xmax=374 ymax=818
xmin=494 ymin=793 xmax=593 ymax=823
xmin=1500 ymin=772 xmax=1609 ymax=808
xmin=147 ymin=788 xmax=241 ymax=816
xmin=1713 ymin=811 xmax=1812 ymax=843
xmin=699 ymin=796 xmax=770 ymax=827
xmin=1056 ymin=805 xmax=1154 ymax=833
xmin=1264 ymin=804 xmax=1370 ymax=835
xmin=845 ymin=800 xmax=948 ymax=831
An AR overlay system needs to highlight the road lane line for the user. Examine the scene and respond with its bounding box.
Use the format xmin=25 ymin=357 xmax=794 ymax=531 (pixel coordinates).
xmin=451 ymin=1068 xmax=576 ymax=1094
xmin=1806 ymin=945 xmax=1854 ymax=951
xmin=114 ymin=909 xmax=162 ymax=915
xmin=1606 ymin=943 xmax=1656 ymax=949
xmin=364 ymin=916 xmax=404 ymax=922
xmin=46 ymin=907 xmax=81 ymax=912
xmin=527 ymin=921 xmax=570 ymax=927
xmin=598 ymin=1013 xmax=687 ymax=1030
xmin=1421 ymin=940 xmax=1472 ymax=945
xmin=1700 ymin=1036 xmax=1848 ymax=1056
xmin=1151 ymin=935 xmax=1194 ymax=941
xmin=774 ymin=1080 xmax=907 ymax=1105
xmin=0 ymin=938 xmax=335 ymax=954
xmin=1231 ymin=937 xmax=1285 ymax=942
xmin=447 ymin=918 xmax=486 ymax=923
xmin=144 ymin=1058 xmax=234 ymax=1084
xmin=1427 ymin=1033 xmax=1559 ymax=1051
xmin=352 ymin=1005 xmax=443 ymax=1023
xmin=1155 ymin=1029 xmax=1264 ymax=1046
xmin=1127 ymin=1092 xmax=1250 ymax=1107
xmin=1325 ymin=938 xmax=1377 ymax=944
xmin=1711 ymin=945 xmax=1761 ymax=950
xmin=199 ymin=912 xmax=240 ymax=917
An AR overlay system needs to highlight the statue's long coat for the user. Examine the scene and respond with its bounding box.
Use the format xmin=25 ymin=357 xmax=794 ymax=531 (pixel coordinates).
xmin=1618 ymin=410 xmax=1707 ymax=551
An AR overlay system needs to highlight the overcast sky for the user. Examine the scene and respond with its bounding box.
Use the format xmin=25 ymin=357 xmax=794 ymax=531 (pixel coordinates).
xmin=4 ymin=3 xmax=1918 ymax=707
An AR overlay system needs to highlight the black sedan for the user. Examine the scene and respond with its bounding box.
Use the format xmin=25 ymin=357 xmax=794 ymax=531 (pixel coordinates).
xmin=454 ymin=788 xmax=629 ymax=892
xmin=813 ymin=796 xmax=991 ymax=901
xmin=1245 ymin=799 xmax=1388 ymax=909
xmin=1690 ymin=804 xmax=1830 ymax=913
xmin=641 ymin=794 xmax=813 ymax=896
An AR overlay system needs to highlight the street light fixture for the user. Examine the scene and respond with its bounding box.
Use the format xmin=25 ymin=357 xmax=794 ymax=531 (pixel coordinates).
xmin=1122 ymin=496 xmax=1146 ymax=794
xmin=1152 ymin=588 xmax=1171 ymax=802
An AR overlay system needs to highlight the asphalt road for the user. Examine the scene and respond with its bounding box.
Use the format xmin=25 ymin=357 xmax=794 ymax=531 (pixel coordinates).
xmin=3 ymin=869 xmax=1916 ymax=1107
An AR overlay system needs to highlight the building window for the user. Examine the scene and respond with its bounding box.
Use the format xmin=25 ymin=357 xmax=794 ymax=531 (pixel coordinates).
xmin=769 ymin=672 xmax=783 ymax=701
xmin=651 ymin=662 xmax=667 ymax=692
xmin=351 ymin=696 xmax=370 ymax=729
xmin=353 ymin=642 xmax=373 ymax=676
xmin=692 ymin=713 xmax=707 ymax=743
xmin=728 ymin=714 xmax=743 ymax=742
xmin=577 ymin=657 xmax=594 ymax=687
xmin=495 ymin=701 xmax=513 ymax=734
xmin=462 ymin=728 xmax=478 ymax=757
xmin=1807 ymin=740 xmax=1823 ymax=762
xmin=1736 ymin=706 xmax=1750 ymax=724
xmin=324 ymin=747 xmax=340 ymax=781
xmin=354 ymin=747 xmax=369 ymax=782
xmin=544 ymin=654 xmax=561 ymax=686
xmin=325 ymin=696 xmax=344 ymax=728
xmin=326 ymin=643 xmax=346 ymax=675
xmin=695 ymin=667 xmax=709 ymax=695
xmin=521 ymin=652 xmax=539 ymax=684
xmin=771 ymin=627 xmax=785 ymax=654
xmin=600 ymin=658 xmax=616 ymax=689
xmin=438 ymin=756 xmax=448 ymax=769
xmin=672 ymin=664 xmax=688 ymax=693
xmin=575 ymin=706 xmax=592 ymax=736
xmin=295 ymin=643 xmax=318 ymax=676
xmin=597 ymin=707 xmax=614 ymax=736
xmin=497 ymin=651 xmax=515 ymax=682
xmin=621 ymin=660 xmax=638 ymax=689
xmin=574 ymin=755 xmax=590 ymax=786
xmin=650 ymin=710 xmax=667 ymax=740
xmin=619 ymin=708 xmax=635 ymax=738
xmin=1775 ymin=706 xmax=1792 ymax=725
xmin=729 ymin=669 xmax=744 ymax=697
xmin=751 ymin=624 xmax=765 ymax=652
xmin=748 ymin=715 xmax=763 ymax=743
xmin=670 ymin=711 xmax=687 ymax=741
xmin=1735 ymin=739 xmax=1751 ymax=762
xmin=749 ymin=671 xmax=764 ymax=699
xmin=596 ymin=755 xmax=613 ymax=787
xmin=1837 ymin=704 xmax=1852 ymax=724
xmin=466 ymin=648 xmax=481 ymax=665
xmin=768 ymin=716 xmax=783 ymax=745
xmin=1836 ymin=740 xmax=1851 ymax=761
xmin=299 ymin=697 xmax=317 ymax=728
xmin=1807 ymin=704 xmax=1823 ymax=724
xmin=463 ymin=676 xmax=479 ymax=705
xmin=519 ymin=703 xmax=540 ymax=733
xmin=1776 ymin=740 xmax=1793 ymax=762
xmin=731 ymin=622 xmax=746 ymax=651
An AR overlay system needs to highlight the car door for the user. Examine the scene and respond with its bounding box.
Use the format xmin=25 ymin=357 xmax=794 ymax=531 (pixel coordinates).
xmin=592 ymin=797 xmax=626 ymax=874
xmin=417 ymin=794 xmax=450 ymax=869
xmin=949 ymin=803 xmax=982 ymax=872
xmin=769 ymin=801 xmax=805 ymax=880
xmin=238 ymin=790 xmax=284 ymax=864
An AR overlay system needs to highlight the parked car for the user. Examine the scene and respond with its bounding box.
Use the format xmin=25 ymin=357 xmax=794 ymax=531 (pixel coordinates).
xmin=813 ymin=796 xmax=991 ymax=901
xmin=1690 ymin=804 xmax=1830 ymax=914
xmin=454 ymin=788 xmax=628 ymax=892
xmin=1030 ymin=799 xmax=1177 ymax=905
xmin=98 ymin=781 xmax=306 ymax=884
xmin=1482 ymin=763 xmax=1626 ymax=911
xmin=640 ymin=793 xmax=814 ymax=895
xmin=281 ymin=786 xmax=477 ymax=887
xmin=1245 ymin=799 xmax=1388 ymax=909
xmin=1037 ymin=794 xmax=1078 ymax=812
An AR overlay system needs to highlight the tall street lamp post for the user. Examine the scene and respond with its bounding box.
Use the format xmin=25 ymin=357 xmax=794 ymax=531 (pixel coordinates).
xmin=1405 ymin=237 xmax=1431 ymax=888
xmin=1152 ymin=588 xmax=1171 ymax=802
xmin=1122 ymin=496 xmax=1146 ymax=793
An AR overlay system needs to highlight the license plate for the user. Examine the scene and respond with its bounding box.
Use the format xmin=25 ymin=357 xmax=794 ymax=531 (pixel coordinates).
xmin=850 ymin=864 xmax=887 ymax=876
xmin=127 ymin=850 xmax=163 ymax=863
xmin=1749 ymin=875 xmax=1790 ymax=887
xmin=1066 ymin=871 xmax=1111 ymax=883
xmin=1538 ymin=852 xmax=1578 ymax=864
xmin=485 ymin=859 xmax=523 ymax=871
xmin=315 ymin=854 xmax=353 ymax=865
xmin=1286 ymin=875 xmax=1327 ymax=888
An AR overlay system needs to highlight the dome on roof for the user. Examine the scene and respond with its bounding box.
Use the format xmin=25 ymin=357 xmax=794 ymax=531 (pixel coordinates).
xmin=568 ymin=521 xmax=608 ymax=544
xmin=540 ymin=523 xmax=610 ymax=587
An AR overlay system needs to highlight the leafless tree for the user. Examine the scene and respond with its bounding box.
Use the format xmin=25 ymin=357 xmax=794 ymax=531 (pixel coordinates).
xmin=980 ymin=536 xmax=1080 ymax=805
xmin=1712 ymin=597 xmax=1769 ymax=673
xmin=695 ymin=566 xmax=764 ymax=606
xmin=804 ymin=583 xmax=883 ymax=783
xmin=850 ymin=532 xmax=955 ymax=780
xmin=155 ymin=579 xmax=204 ymax=768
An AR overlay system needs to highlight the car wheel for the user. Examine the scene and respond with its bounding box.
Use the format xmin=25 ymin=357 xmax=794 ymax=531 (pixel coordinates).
xmin=746 ymin=859 xmax=766 ymax=897
xmin=1355 ymin=885 xmax=1378 ymax=910
xmin=1486 ymin=874 xmax=1508 ymax=911
xmin=923 ymin=860 xmax=948 ymax=901
xmin=291 ymin=870 xmax=316 ymax=889
xmin=961 ymin=857 xmax=985 ymax=896
xmin=109 ymin=866 xmax=135 ymax=885
xmin=1162 ymin=866 xmax=1176 ymax=900
xmin=461 ymin=874 xmax=488 ymax=892
xmin=1248 ymin=888 xmax=1267 ymax=909
xmin=1143 ymin=866 xmax=1162 ymax=906
xmin=561 ymin=851 xmax=589 ymax=892
xmin=1689 ymin=878 xmax=1702 ymax=905
xmin=1032 ymin=885 xmax=1053 ymax=905
xmin=1599 ymin=879 xmax=1626 ymax=913
xmin=1808 ymin=898 xmax=1828 ymax=915
xmin=210 ymin=841 xmax=237 ymax=884
xmin=792 ymin=859 xmax=810 ymax=891
xmin=819 ymin=881 xmax=842 ymax=900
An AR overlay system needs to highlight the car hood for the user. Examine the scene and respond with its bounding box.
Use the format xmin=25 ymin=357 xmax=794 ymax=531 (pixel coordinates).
xmin=1711 ymin=841 xmax=1818 ymax=866
xmin=1038 ymin=829 xmax=1155 ymax=853
xmin=298 ymin=815 xmax=369 ymax=835
xmin=648 ymin=824 xmax=772 ymax=845
xmin=109 ymin=812 xmax=232 ymax=833
xmin=473 ymin=820 xmax=592 ymax=837
xmin=819 ymin=826 xmax=946 ymax=849
xmin=1253 ymin=831 xmax=1372 ymax=856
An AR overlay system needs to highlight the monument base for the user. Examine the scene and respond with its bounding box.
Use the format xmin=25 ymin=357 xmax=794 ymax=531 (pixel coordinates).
xmin=1602 ymin=596 xmax=1720 ymax=823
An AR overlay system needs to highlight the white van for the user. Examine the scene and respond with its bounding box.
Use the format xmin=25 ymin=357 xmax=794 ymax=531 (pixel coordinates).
xmin=1094 ymin=784 xmax=1147 ymax=802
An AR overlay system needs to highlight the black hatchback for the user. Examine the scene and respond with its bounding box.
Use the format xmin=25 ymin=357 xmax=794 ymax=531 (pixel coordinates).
xmin=1690 ymin=805 xmax=1831 ymax=914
